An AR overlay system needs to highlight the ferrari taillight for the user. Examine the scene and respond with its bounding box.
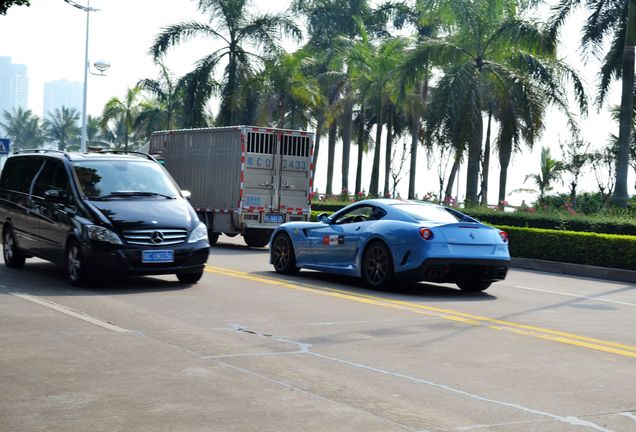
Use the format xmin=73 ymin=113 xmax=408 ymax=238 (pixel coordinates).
xmin=499 ymin=231 xmax=509 ymax=243
xmin=419 ymin=228 xmax=433 ymax=240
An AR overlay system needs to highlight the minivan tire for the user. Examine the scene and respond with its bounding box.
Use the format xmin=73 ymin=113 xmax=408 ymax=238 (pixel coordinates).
xmin=3 ymin=227 xmax=26 ymax=269
xmin=66 ymin=240 xmax=91 ymax=286
xmin=176 ymin=268 xmax=204 ymax=284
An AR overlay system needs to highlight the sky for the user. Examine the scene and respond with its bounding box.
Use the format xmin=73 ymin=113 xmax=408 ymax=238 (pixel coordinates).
xmin=0 ymin=0 xmax=626 ymax=205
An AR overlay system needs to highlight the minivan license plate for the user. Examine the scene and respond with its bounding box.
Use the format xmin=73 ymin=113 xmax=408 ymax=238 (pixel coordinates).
xmin=265 ymin=213 xmax=284 ymax=223
xmin=142 ymin=250 xmax=174 ymax=263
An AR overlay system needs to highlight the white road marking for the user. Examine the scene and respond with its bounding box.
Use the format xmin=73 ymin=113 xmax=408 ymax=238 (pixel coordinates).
xmin=619 ymin=412 xmax=636 ymax=422
xmin=11 ymin=292 xmax=131 ymax=333
xmin=508 ymin=285 xmax=636 ymax=307
xmin=221 ymin=324 xmax=614 ymax=432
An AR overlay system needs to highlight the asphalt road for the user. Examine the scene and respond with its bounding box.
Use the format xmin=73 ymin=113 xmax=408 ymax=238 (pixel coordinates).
xmin=1 ymin=235 xmax=635 ymax=432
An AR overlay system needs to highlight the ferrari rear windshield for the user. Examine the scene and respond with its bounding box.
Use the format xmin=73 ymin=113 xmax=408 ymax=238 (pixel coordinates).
xmin=395 ymin=204 xmax=461 ymax=223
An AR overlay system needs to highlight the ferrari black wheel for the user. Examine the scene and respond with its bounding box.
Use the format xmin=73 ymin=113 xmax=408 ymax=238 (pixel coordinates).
xmin=271 ymin=233 xmax=299 ymax=274
xmin=362 ymin=241 xmax=393 ymax=289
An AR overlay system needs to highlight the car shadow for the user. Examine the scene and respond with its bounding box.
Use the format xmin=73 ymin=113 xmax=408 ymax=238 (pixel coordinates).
xmin=0 ymin=262 xmax=194 ymax=296
xmin=248 ymin=269 xmax=498 ymax=302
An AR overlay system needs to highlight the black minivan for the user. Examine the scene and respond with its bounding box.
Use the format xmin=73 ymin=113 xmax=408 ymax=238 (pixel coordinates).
xmin=0 ymin=150 xmax=210 ymax=285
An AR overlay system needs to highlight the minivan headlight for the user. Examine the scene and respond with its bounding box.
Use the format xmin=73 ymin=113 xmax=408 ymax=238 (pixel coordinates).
xmin=86 ymin=225 xmax=123 ymax=245
xmin=188 ymin=222 xmax=209 ymax=244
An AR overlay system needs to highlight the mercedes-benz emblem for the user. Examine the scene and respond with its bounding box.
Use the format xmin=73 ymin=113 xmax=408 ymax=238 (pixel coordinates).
xmin=151 ymin=231 xmax=164 ymax=244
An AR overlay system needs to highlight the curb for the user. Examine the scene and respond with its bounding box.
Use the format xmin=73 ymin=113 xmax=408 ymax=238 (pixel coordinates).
xmin=511 ymin=258 xmax=636 ymax=284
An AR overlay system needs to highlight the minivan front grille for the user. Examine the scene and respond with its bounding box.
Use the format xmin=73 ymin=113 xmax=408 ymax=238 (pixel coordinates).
xmin=121 ymin=228 xmax=188 ymax=246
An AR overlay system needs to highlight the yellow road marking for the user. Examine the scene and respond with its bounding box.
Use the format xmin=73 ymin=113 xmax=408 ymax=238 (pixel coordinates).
xmin=205 ymin=265 xmax=636 ymax=359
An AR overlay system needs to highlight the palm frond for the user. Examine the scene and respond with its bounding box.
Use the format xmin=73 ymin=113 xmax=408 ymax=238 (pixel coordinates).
xmin=150 ymin=21 xmax=227 ymax=60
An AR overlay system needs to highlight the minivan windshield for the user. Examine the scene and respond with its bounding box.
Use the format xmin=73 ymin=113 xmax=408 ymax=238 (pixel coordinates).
xmin=72 ymin=160 xmax=179 ymax=199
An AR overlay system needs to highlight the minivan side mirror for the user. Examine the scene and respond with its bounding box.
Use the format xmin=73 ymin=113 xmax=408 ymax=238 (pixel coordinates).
xmin=181 ymin=190 xmax=192 ymax=200
xmin=44 ymin=189 xmax=69 ymax=202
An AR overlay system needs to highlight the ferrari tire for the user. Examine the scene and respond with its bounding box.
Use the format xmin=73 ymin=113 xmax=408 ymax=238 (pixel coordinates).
xmin=457 ymin=280 xmax=492 ymax=292
xmin=361 ymin=241 xmax=393 ymax=289
xmin=271 ymin=232 xmax=299 ymax=274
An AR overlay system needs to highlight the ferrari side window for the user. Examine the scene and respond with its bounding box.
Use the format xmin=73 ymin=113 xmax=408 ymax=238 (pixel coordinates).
xmin=334 ymin=205 xmax=373 ymax=224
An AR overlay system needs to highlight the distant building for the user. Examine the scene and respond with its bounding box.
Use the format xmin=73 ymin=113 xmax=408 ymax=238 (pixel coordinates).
xmin=0 ymin=56 xmax=28 ymax=116
xmin=43 ymin=80 xmax=83 ymax=117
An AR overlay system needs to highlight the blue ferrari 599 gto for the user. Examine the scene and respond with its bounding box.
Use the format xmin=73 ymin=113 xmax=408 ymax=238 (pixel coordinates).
xmin=269 ymin=199 xmax=510 ymax=291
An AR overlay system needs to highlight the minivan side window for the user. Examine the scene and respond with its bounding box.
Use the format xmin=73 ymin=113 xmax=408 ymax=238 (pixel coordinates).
xmin=0 ymin=158 xmax=45 ymax=193
xmin=32 ymin=160 xmax=71 ymax=198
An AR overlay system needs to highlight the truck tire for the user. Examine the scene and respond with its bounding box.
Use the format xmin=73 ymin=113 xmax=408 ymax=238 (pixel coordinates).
xmin=207 ymin=230 xmax=220 ymax=246
xmin=244 ymin=230 xmax=272 ymax=248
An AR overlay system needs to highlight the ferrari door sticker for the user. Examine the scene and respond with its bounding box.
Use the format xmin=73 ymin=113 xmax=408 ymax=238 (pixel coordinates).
xmin=322 ymin=235 xmax=345 ymax=245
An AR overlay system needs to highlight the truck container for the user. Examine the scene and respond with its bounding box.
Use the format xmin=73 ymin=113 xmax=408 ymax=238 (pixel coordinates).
xmin=149 ymin=126 xmax=314 ymax=247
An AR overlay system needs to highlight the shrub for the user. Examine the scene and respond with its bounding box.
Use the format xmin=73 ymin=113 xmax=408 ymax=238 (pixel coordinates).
xmin=500 ymin=225 xmax=636 ymax=270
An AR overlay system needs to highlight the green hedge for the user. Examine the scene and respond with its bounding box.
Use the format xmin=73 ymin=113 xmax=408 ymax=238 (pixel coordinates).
xmin=501 ymin=225 xmax=636 ymax=270
xmin=465 ymin=209 xmax=636 ymax=236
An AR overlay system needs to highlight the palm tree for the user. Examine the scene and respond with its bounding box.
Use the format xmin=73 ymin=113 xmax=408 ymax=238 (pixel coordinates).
xmin=549 ymin=0 xmax=635 ymax=205
xmin=524 ymin=146 xmax=564 ymax=199
xmin=402 ymin=0 xmax=586 ymax=205
xmin=256 ymin=50 xmax=322 ymax=129
xmin=151 ymin=0 xmax=301 ymax=127
xmin=343 ymin=35 xmax=406 ymax=197
xmin=0 ymin=107 xmax=45 ymax=151
xmin=101 ymin=87 xmax=150 ymax=151
xmin=137 ymin=63 xmax=184 ymax=131
xmin=393 ymin=0 xmax=439 ymax=199
xmin=293 ymin=0 xmax=392 ymax=196
xmin=560 ymin=138 xmax=592 ymax=208
xmin=43 ymin=106 xmax=80 ymax=151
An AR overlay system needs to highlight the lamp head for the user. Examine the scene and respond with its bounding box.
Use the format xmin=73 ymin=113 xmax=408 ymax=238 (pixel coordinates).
xmin=93 ymin=60 xmax=110 ymax=73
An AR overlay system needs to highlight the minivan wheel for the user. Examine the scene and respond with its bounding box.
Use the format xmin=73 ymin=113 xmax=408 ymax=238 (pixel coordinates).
xmin=66 ymin=241 xmax=90 ymax=286
xmin=176 ymin=268 xmax=204 ymax=284
xmin=3 ymin=228 xmax=26 ymax=269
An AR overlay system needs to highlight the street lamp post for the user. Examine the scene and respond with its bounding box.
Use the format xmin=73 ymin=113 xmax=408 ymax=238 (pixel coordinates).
xmin=64 ymin=0 xmax=108 ymax=153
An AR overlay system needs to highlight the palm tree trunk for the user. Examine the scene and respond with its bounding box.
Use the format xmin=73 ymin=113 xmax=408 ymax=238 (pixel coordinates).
xmin=408 ymin=81 xmax=426 ymax=200
xmin=313 ymin=115 xmax=324 ymax=188
xmin=445 ymin=150 xmax=461 ymax=202
xmin=613 ymin=0 xmax=636 ymax=206
xmin=480 ymin=111 xmax=492 ymax=206
xmin=408 ymin=118 xmax=419 ymax=199
xmin=355 ymin=139 xmax=364 ymax=195
xmin=325 ymin=121 xmax=337 ymax=196
xmin=125 ymin=110 xmax=130 ymax=152
xmin=498 ymin=139 xmax=513 ymax=205
xmin=383 ymin=113 xmax=393 ymax=197
xmin=465 ymin=112 xmax=483 ymax=205
xmin=341 ymin=99 xmax=354 ymax=194
xmin=355 ymin=103 xmax=366 ymax=195
xmin=369 ymin=102 xmax=383 ymax=197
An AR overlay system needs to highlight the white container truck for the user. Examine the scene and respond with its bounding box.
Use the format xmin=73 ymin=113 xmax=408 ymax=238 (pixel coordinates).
xmin=149 ymin=126 xmax=314 ymax=247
